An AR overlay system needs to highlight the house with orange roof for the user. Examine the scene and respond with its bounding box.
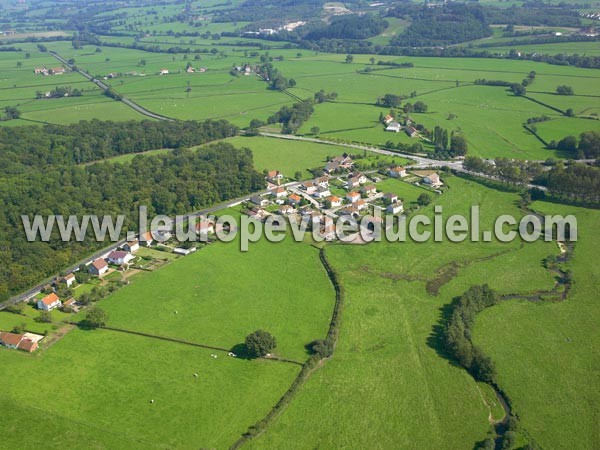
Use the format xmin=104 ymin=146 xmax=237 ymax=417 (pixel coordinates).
xmin=346 ymin=191 xmax=361 ymax=203
xmin=0 ymin=332 xmax=39 ymax=353
xmin=37 ymin=293 xmax=61 ymax=311
xmin=326 ymin=196 xmax=342 ymax=208
xmin=288 ymin=193 xmax=302 ymax=205
xmin=140 ymin=231 xmax=154 ymax=246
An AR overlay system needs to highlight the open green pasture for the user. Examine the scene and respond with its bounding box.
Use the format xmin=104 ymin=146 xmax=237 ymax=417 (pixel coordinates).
xmin=0 ymin=327 xmax=298 ymax=449
xmin=250 ymin=176 xmax=568 ymax=449
xmin=473 ymin=201 xmax=600 ymax=450
xmin=93 ymin=236 xmax=335 ymax=362
xmin=216 ymin=135 xmax=347 ymax=177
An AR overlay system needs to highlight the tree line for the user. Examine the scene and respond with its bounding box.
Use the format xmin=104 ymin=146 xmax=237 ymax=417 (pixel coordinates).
xmin=0 ymin=119 xmax=238 ymax=168
xmin=442 ymin=285 xmax=499 ymax=383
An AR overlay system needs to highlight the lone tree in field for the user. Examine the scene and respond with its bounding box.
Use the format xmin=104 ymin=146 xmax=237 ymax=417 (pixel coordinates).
xmin=345 ymin=54 xmax=353 ymax=63
xmin=417 ymin=193 xmax=432 ymax=206
xmin=84 ymin=307 xmax=108 ymax=329
xmin=245 ymin=330 xmax=277 ymax=357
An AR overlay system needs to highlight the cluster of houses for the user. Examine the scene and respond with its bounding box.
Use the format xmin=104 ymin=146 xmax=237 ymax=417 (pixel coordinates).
xmin=242 ymin=157 xmax=441 ymax=238
xmin=158 ymin=66 xmax=208 ymax=75
xmin=384 ymin=115 xmax=418 ymax=138
xmin=33 ymin=66 xmax=66 ymax=76
xmin=0 ymin=331 xmax=43 ymax=353
xmin=186 ymin=66 xmax=207 ymax=73
xmin=233 ymin=64 xmax=253 ymax=75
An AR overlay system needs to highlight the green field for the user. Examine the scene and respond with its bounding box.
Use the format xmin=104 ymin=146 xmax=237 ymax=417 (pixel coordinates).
xmin=2 ymin=39 xmax=598 ymax=159
xmin=1 ymin=1 xmax=599 ymax=448
xmin=249 ymin=176 xmax=577 ymax=449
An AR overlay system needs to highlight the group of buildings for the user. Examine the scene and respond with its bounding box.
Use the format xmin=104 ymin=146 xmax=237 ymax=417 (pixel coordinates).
xmin=243 ymin=155 xmax=443 ymax=240
xmin=384 ymin=115 xmax=418 ymax=138
xmin=33 ymin=66 xmax=66 ymax=76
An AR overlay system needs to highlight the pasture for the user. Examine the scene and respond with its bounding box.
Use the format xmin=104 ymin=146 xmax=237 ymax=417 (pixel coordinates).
xmin=2 ymin=40 xmax=598 ymax=160
xmin=91 ymin=236 xmax=335 ymax=362
xmin=473 ymin=202 xmax=600 ymax=450
xmin=0 ymin=327 xmax=298 ymax=449
xmin=249 ymin=176 xmax=567 ymax=449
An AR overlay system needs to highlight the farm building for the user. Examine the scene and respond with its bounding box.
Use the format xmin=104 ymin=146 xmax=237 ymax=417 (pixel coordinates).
xmin=385 ymin=121 xmax=401 ymax=133
xmin=0 ymin=332 xmax=40 ymax=353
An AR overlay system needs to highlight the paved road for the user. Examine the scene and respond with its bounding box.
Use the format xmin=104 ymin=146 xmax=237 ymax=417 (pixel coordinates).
xmin=258 ymin=131 xmax=464 ymax=170
xmin=48 ymin=51 xmax=175 ymax=122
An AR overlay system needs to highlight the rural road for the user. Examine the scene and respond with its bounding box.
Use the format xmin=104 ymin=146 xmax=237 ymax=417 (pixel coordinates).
xmin=48 ymin=51 xmax=175 ymax=121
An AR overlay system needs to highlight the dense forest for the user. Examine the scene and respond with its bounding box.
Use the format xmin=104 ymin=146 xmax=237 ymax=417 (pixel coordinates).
xmin=0 ymin=121 xmax=262 ymax=302
xmin=0 ymin=119 xmax=238 ymax=169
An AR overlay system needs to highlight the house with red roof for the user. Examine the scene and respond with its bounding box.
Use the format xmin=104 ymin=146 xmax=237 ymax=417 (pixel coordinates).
xmin=107 ymin=251 xmax=134 ymax=265
xmin=89 ymin=258 xmax=108 ymax=276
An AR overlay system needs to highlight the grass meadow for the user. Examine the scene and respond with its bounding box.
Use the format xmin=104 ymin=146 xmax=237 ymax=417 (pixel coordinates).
xmin=249 ymin=176 xmax=568 ymax=449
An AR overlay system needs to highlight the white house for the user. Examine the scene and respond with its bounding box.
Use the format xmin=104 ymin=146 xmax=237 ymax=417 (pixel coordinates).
xmin=89 ymin=258 xmax=108 ymax=276
xmin=271 ymin=186 xmax=287 ymax=199
xmin=37 ymin=293 xmax=61 ymax=311
xmin=159 ymin=68 xmax=169 ymax=75
xmin=196 ymin=219 xmax=215 ymax=237
xmin=266 ymin=170 xmax=283 ymax=183
xmin=389 ymin=166 xmax=407 ymax=178
xmin=279 ymin=204 xmax=294 ymax=215
xmin=123 ymin=240 xmax=140 ymax=253
xmin=107 ymin=251 xmax=134 ymax=265
xmin=346 ymin=191 xmax=361 ymax=203
xmin=302 ymin=181 xmax=317 ymax=195
xmin=250 ymin=195 xmax=269 ymax=207
xmin=61 ymin=273 xmax=76 ymax=288
xmin=387 ymin=201 xmax=404 ymax=214
xmin=327 ymin=196 xmax=342 ymax=208
xmin=423 ymin=172 xmax=443 ymax=187
xmin=361 ymin=184 xmax=377 ymax=196
xmin=315 ymin=176 xmax=329 ymax=189
xmin=385 ymin=121 xmax=401 ymax=132
xmin=314 ymin=187 xmax=331 ymax=199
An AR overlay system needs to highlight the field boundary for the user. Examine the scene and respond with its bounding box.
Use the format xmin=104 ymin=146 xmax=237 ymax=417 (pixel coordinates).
xmin=228 ymin=246 xmax=344 ymax=449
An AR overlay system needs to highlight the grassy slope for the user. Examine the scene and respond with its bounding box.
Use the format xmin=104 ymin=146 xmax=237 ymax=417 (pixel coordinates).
xmin=0 ymin=329 xmax=297 ymax=449
xmin=95 ymin=237 xmax=335 ymax=362
xmin=472 ymin=201 xmax=600 ymax=450
xmin=250 ymin=176 xmax=567 ymax=449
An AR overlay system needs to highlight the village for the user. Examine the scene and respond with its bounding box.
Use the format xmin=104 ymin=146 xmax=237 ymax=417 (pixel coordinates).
xmin=241 ymin=154 xmax=444 ymax=241
xmin=0 ymin=153 xmax=443 ymax=354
